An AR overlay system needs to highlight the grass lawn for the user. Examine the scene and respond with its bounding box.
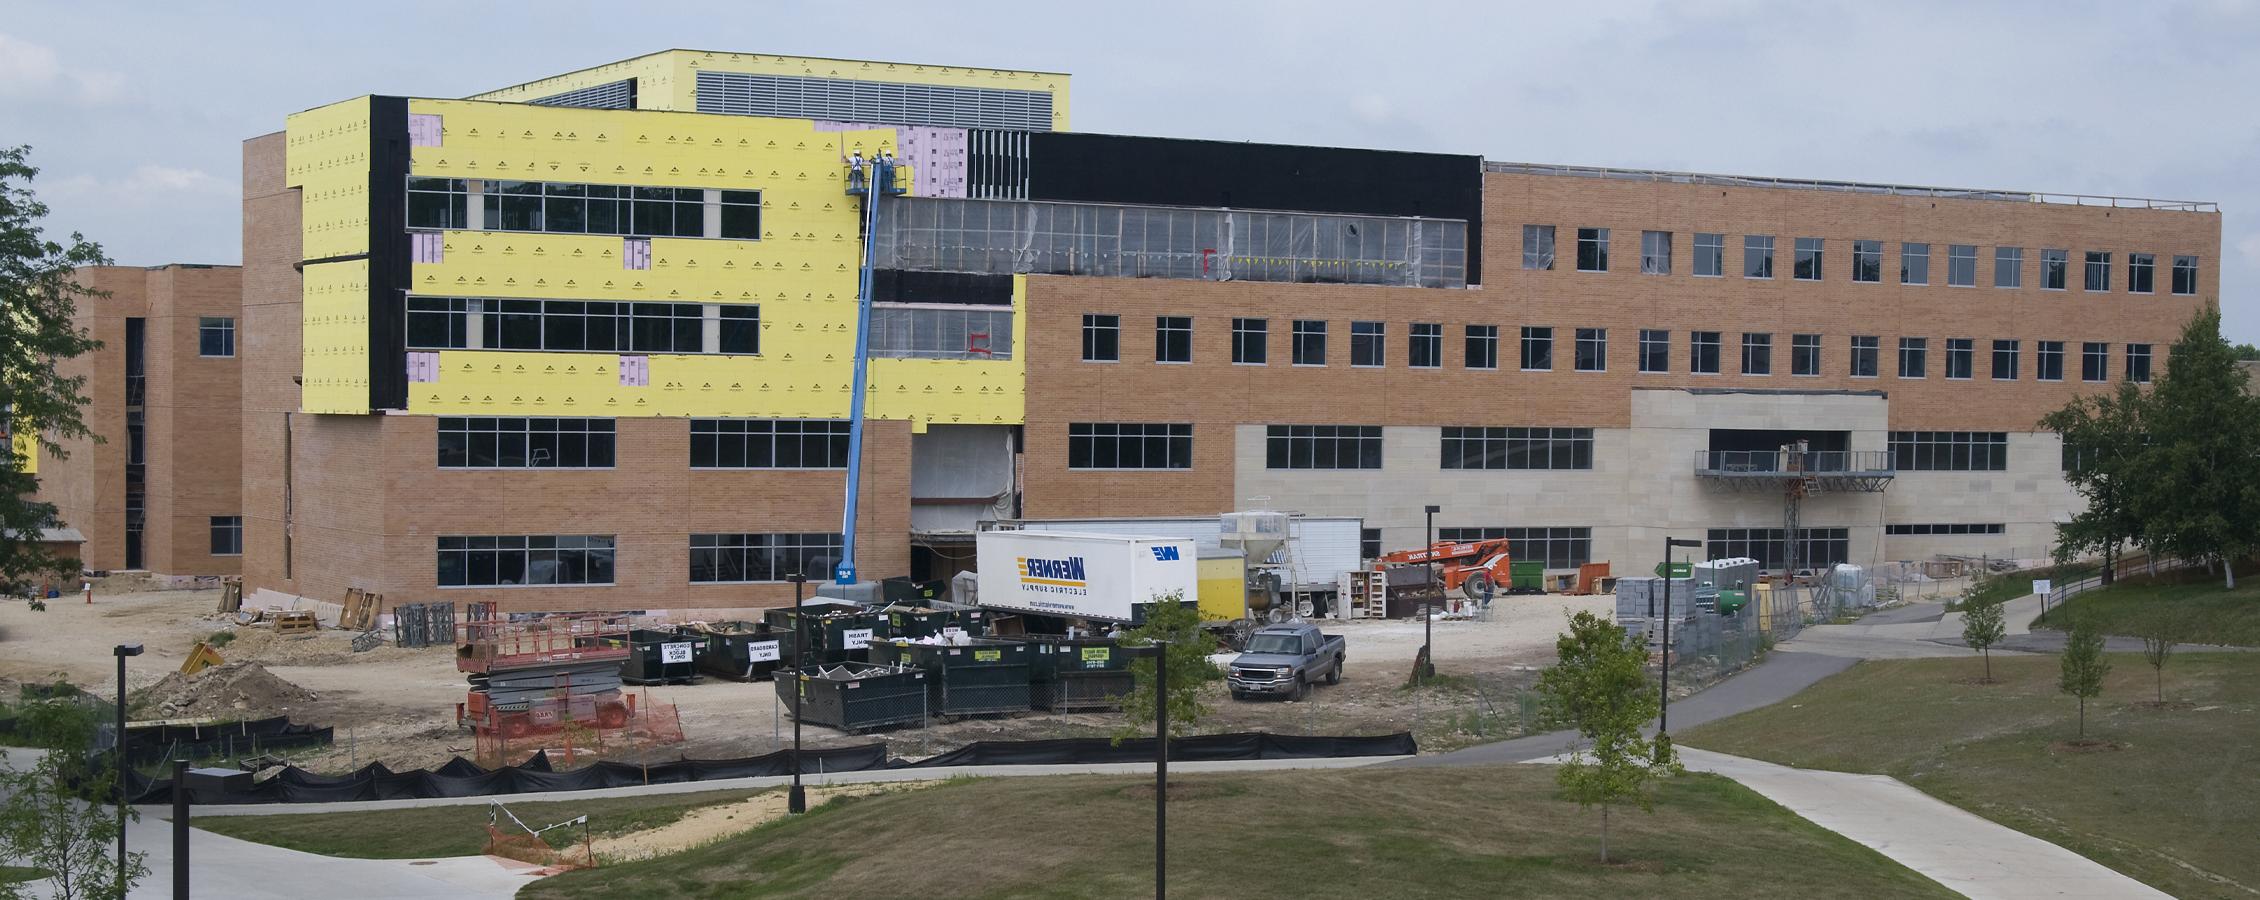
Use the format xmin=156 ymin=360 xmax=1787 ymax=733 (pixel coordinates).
xmin=521 ymin=766 xmax=1955 ymax=900
xmin=2037 ymin=564 xmax=2260 ymax=647
xmin=1681 ymin=653 xmax=2259 ymax=899
xmin=194 ymin=788 xmax=771 ymax=859
xmin=0 ymin=865 xmax=50 ymax=885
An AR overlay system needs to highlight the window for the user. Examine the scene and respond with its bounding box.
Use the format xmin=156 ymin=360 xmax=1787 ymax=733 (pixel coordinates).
xmin=1576 ymin=228 xmax=1610 ymax=271
xmin=1694 ymin=233 xmax=1724 ymax=277
xmin=438 ymin=535 xmax=616 ymax=587
xmin=1522 ymin=225 xmax=1555 ymax=270
xmin=1741 ymin=333 xmax=1772 ymax=375
xmin=1520 ymin=327 xmax=1554 ymax=371
xmin=440 ymin=417 xmax=617 ymax=468
xmin=690 ymin=419 xmax=849 ymax=468
xmin=1945 ymin=338 xmax=1974 ymax=379
xmin=2084 ymin=251 xmax=2111 ymax=291
xmin=407 ymin=298 xmax=472 ymax=349
xmin=1885 ymin=523 xmax=2006 ymax=536
xmin=209 ymin=516 xmax=243 ymax=556
xmin=474 ymin=299 xmax=705 ymax=353
xmin=1351 ymin=321 xmax=1386 ymax=367
xmin=1293 ymin=320 xmax=1327 ymax=365
xmin=1436 ymin=527 xmax=1594 ymax=568
xmin=2172 ymin=255 xmax=2198 ymax=295
xmin=1791 ymin=334 xmax=1821 ymax=376
xmin=1641 ymin=231 xmax=1672 ymax=274
xmin=1705 ymin=528 xmax=1850 ymax=570
xmin=2128 ymin=253 xmax=2155 ymax=294
xmin=1410 ymin=323 xmax=1443 ymax=368
xmin=1639 ymin=329 xmax=1670 ymax=373
xmin=1898 ymin=338 xmax=1928 ymax=379
xmin=1901 ymin=242 xmax=1930 ymax=285
xmin=2126 ymin=344 xmax=2153 ymax=383
xmin=1992 ymin=339 xmax=2020 ymax=380
xmin=1441 ymin=427 xmax=1594 ymax=470
xmin=1793 ymin=237 xmax=1823 ymax=281
xmin=690 ymin=533 xmax=842 ymax=583
xmin=1743 ymin=235 xmax=1774 ymax=279
xmin=1266 ymin=425 xmax=1382 ymax=469
xmin=1852 ymin=240 xmax=1883 ymax=283
xmin=1890 ymin=431 xmax=2008 ymax=471
xmin=1465 ymin=325 xmax=1498 ymax=370
xmin=1994 ymin=247 xmax=2024 ymax=288
xmin=870 ymin=306 xmax=1009 ymax=360
xmin=2082 ymin=342 xmax=2109 ymax=382
xmin=1574 ymin=328 xmax=1606 ymax=372
xmin=1850 ymin=335 xmax=1879 ymax=377
xmin=1690 ymin=331 xmax=1722 ymax=374
xmin=2037 ymin=341 xmax=2065 ymax=381
xmin=2041 ymin=249 xmax=2069 ymax=290
xmin=1155 ymin=316 xmax=1191 ymax=363
xmin=1068 ymin=423 xmax=1193 ymax=470
xmin=719 ymin=306 xmax=759 ymax=354
xmin=1361 ymin=528 xmax=1382 ymax=562
xmin=412 ymin=178 xmax=759 ymax=240
xmin=197 ymin=316 xmax=235 ymax=358
xmin=1232 ymin=318 xmax=1267 ymax=365
xmin=717 ymin=191 xmax=761 ymax=240
xmin=407 ymin=177 xmax=470 ymax=229
xmin=1082 ymin=314 xmax=1120 ymax=362
xmin=1947 ymin=244 xmax=1977 ymax=287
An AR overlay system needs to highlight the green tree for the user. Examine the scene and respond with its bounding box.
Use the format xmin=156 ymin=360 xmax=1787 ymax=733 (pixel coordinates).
xmin=1 ymin=146 xmax=106 ymax=607
xmin=2058 ymin=618 xmax=2111 ymax=739
xmin=1112 ymin=590 xmax=1222 ymax=742
xmin=0 ymin=696 xmax=147 ymax=900
xmin=1537 ymin=610 xmax=1683 ymax=863
xmin=2230 ymin=341 xmax=2259 ymax=361
xmin=2138 ymin=612 xmax=2181 ymax=705
xmin=1960 ymin=597 xmax=2006 ymax=683
xmin=2039 ymin=380 xmax=2151 ymax=587
xmin=2130 ymin=306 xmax=2260 ymax=588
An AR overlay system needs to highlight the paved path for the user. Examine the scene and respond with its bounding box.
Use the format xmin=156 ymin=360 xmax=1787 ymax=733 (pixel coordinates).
xmin=122 ymin=817 xmax=535 ymax=900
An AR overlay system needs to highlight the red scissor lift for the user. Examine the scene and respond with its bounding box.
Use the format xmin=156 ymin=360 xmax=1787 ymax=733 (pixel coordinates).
xmin=457 ymin=606 xmax=681 ymax=764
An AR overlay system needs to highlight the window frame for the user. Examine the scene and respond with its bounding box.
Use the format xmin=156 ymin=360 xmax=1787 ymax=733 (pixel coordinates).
xmin=197 ymin=316 xmax=236 ymax=358
xmin=1851 ymin=240 xmax=1883 ymax=283
xmin=1409 ymin=322 xmax=1443 ymax=369
xmin=690 ymin=419 xmax=851 ymax=469
xmin=1520 ymin=326 xmax=1555 ymax=372
xmin=1522 ymin=225 xmax=1556 ymax=270
xmin=1741 ymin=332 xmax=1773 ymax=375
xmin=1573 ymin=328 xmax=1607 ymax=373
xmin=689 ymin=533 xmax=843 ymax=584
xmin=1889 ymin=431 xmax=2009 ymax=472
xmin=1898 ymin=337 xmax=1927 ymax=379
xmin=1693 ymin=233 xmax=1724 ymax=277
xmin=1464 ymin=325 xmax=1499 ymax=370
xmin=1742 ymin=235 xmax=1774 ymax=279
xmin=440 ymin=417 xmax=620 ymax=469
xmin=1154 ymin=315 xmax=1192 ymax=364
xmin=2036 ymin=340 xmax=2065 ymax=382
xmin=1638 ymin=329 xmax=1670 ymax=374
xmin=1947 ymin=244 xmax=1978 ymax=287
xmin=1850 ymin=335 xmax=1880 ymax=378
xmin=1231 ymin=317 xmax=1268 ymax=365
xmin=2128 ymin=252 xmax=2156 ymax=294
xmin=2171 ymin=255 xmax=2199 ymax=295
xmin=1067 ymin=423 xmax=1195 ymax=470
xmin=1790 ymin=333 xmax=1821 ymax=376
xmin=1792 ymin=237 xmax=1823 ymax=281
xmin=1901 ymin=242 xmax=1930 ymax=285
xmin=2041 ymin=249 xmax=2069 ymax=290
xmin=2084 ymin=251 xmax=2112 ymax=292
xmin=437 ymin=534 xmax=618 ymax=588
xmin=1944 ymin=338 xmax=1974 ymax=380
xmin=2081 ymin=341 xmax=2109 ymax=382
xmin=1991 ymin=339 xmax=2021 ymax=381
xmin=1690 ymin=331 xmax=1722 ymax=375
xmin=1576 ymin=227 xmax=1611 ymax=272
xmin=1439 ymin=427 xmax=1595 ymax=471
xmin=1265 ymin=425 xmax=1383 ymax=470
xmin=1292 ymin=319 xmax=1328 ymax=366
xmin=209 ymin=516 xmax=243 ymax=557
xmin=2126 ymin=343 xmax=2153 ymax=383
xmin=1350 ymin=321 xmax=1386 ymax=368
xmin=1082 ymin=313 xmax=1121 ymax=362
xmin=1994 ymin=246 xmax=2024 ymax=288
xmin=1640 ymin=230 xmax=1672 ymax=275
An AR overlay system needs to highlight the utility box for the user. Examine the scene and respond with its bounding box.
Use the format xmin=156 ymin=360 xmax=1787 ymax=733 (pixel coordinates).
xmin=975 ymin=530 xmax=1198 ymax=623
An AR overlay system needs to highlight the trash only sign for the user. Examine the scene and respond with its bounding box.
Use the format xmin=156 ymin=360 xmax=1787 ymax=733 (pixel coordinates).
xmin=661 ymin=642 xmax=694 ymax=664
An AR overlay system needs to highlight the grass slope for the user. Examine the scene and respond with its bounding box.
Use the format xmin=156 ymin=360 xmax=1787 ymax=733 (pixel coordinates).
xmin=521 ymin=767 xmax=1955 ymax=900
xmin=194 ymin=788 xmax=770 ymax=859
xmin=2039 ymin=565 xmax=2260 ymax=647
xmin=1681 ymin=653 xmax=2259 ymax=899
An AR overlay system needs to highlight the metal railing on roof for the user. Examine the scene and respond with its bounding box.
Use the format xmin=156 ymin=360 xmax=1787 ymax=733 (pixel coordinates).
xmin=1482 ymin=161 xmax=2218 ymax=212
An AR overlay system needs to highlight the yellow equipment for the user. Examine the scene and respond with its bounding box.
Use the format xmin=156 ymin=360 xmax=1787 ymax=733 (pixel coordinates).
xmin=180 ymin=641 xmax=225 ymax=675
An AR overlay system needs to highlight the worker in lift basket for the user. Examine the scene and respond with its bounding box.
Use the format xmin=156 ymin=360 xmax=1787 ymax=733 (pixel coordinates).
xmin=846 ymin=150 xmax=866 ymax=192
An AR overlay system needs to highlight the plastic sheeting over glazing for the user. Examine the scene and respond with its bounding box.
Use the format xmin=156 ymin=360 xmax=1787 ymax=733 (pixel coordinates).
xmin=873 ymin=198 xmax=1468 ymax=289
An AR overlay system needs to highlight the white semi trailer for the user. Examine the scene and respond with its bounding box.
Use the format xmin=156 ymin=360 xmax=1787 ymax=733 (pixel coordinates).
xmin=973 ymin=530 xmax=1199 ymax=624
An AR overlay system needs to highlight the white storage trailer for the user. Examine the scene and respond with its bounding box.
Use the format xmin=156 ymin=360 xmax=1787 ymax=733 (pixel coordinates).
xmin=995 ymin=515 xmax=1364 ymax=592
xmin=974 ymin=530 xmax=1199 ymax=623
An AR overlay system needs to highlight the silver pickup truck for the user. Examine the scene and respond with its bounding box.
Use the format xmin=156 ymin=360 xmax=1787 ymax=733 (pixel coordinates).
xmin=1227 ymin=623 xmax=1346 ymax=701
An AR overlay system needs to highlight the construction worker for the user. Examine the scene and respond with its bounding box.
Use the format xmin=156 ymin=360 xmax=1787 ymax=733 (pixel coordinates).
xmin=846 ymin=150 xmax=866 ymax=193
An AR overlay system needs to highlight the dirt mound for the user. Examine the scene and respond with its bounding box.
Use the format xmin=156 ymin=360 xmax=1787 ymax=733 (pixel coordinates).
xmin=138 ymin=661 xmax=321 ymax=719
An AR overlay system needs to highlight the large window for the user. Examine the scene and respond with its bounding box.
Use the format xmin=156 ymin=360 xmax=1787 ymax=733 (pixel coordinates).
xmin=2172 ymin=255 xmax=2198 ymax=295
xmin=1155 ymin=316 xmax=1192 ymax=363
xmin=1520 ymin=327 xmax=1554 ymax=371
xmin=1690 ymin=331 xmax=1721 ymax=374
xmin=1083 ymin=314 xmax=1120 ymax=362
xmin=1522 ymin=225 xmax=1555 ymax=270
xmin=2082 ymin=341 xmax=2109 ymax=382
xmin=1351 ymin=321 xmax=1386 ymax=367
xmin=1850 ymin=335 xmax=1879 ymax=377
xmin=1743 ymin=235 xmax=1774 ymax=279
xmin=1947 ymin=244 xmax=1978 ymax=287
xmin=690 ymin=533 xmax=842 ymax=583
xmin=1440 ymin=427 xmax=1594 ymax=470
xmin=407 ymin=177 xmax=759 ymax=239
xmin=1293 ymin=320 xmax=1327 ymax=366
xmin=1886 ymin=523 xmax=2006 ymax=536
xmin=209 ymin=516 xmax=242 ymax=556
xmin=690 ymin=419 xmax=849 ymax=468
xmin=1852 ymin=240 xmax=1882 ymax=283
xmin=1410 ymin=323 xmax=1443 ymax=369
xmin=2041 ymin=249 xmax=2069 ymax=290
xmin=1741 ymin=332 xmax=1772 ymax=375
xmin=1233 ymin=318 xmax=1267 ymax=365
xmin=1792 ymin=237 xmax=1823 ymax=281
xmin=1576 ymin=228 xmax=1610 ymax=272
xmin=1901 ymin=242 xmax=1930 ymax=285
xmin=2037 ymin=341 xmax=2065 ymax=381
xmin=1069 ymin=423 xmax=1193 ymax=470
xmin=719 ymin=306 xmax=759 ymax=354
xmin=2128 ymin=253 xmax=2156 ymax=294
xmin=1639 ymin=329 xmax=1670 ymax=373
xmin=436 ymin=299 xmax=707 ymax=353
xmin=408 ymin=298 xmax=472 ymax=349
xmin=438 ymin=535 xmax=616 ymax=587
xmin=1995 ymin=247 xmax=2024 ymax=288
xmin=1641 ymin=230 xmax=1672 ymax=275
xmin=1890 ymin=431 xmax=2008 ymax=471
xmin=1791 ymin=333 xmax=1820 ymax=376
xmin=2127 ymin=344 xmax=2153 ymax=383
xmin=1437 ymin=526 xmax=1594 ymax=568
xmin=1574 ymin=328 xmax=1607 ymax=372
xmin=1465 ymin=325 xmax=1498 ymax=370
xmin=2084 ymin=251 xmax=2112 ymax=291
xmin=1693 ymin=233 xmax=1724 ymax=277
xmin=407 ymin=178 xmax=471 ymax=229
xmin=198 ymin=317 xmax=235 ymax=358
xmin=871 ymin=306 xmax=1007 ymax=360
xmin=1266 ymin=425 xmax=1382 ymax=469
xmin=1706 ymin=528 xmax=1849 ymax=570
xmin=1945 ymin=338 xmax=1974 ymax=379
xmin=1992 ymin=339 xmax=2020 ymax=380
xmin=1361 ymin=528 xmax=1382 ymax=562
xmin=1898 ymin=337 xmax=1927 ymax=379
xmin=440 ymin=417 xmax=617 ymax=468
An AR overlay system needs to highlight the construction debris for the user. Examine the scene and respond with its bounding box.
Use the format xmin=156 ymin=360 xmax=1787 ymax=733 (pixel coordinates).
xmin=180 ymin=641 xmax=226 ymax=675
xmin=139 ymin=662 xmax=321 ymax=719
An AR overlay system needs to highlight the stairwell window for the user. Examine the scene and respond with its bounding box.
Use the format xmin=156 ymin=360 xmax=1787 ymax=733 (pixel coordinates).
xmin=1992 ymin=339 xmax=2021 ymax=380
xmin=1574 ymin=328 xmax=1607 ymax=372
xmin=1351 ymin=321 xmax=1386 ymax=367
xmin=1743 ymin=235 xmax=1774 ymax=279
xmin=1901 ymin=243 xmax=1930 ymax=285
xmin=1691 ymin=331 xmax=1722 ymax=374
xmin=1899 ymin=338 xmax=1928 ymax=379
xmin=1850 ymin=335 xmax=1879 ymax=378
xmin=1791 ymin=334 xmax=1821 ymax=376
xmin=1577 ymin=228 xmax=1610 ymax=272
xmin=1995 ymin=247 xmax=2024 ymax=288
xmin=1293 ymin=320 xmax=1328 ymax=366
xmin=1947 ymin=245 xmax=1978 ymax=287
xmin=1639 ymin=329 xmax=1670 ymax=373
xmin=1641 ymin=231 xmax=1672 ymax=275
xmin=1522 ymin=225 xmax=1556 ymax=270
xmin=2128 ymin=253 xmax=2156 ymax=294
xmin=1793 ymin=238 xmax=1823 ymax=281
xmin=1069 ymin=423 xmax=1194 ymax=470
xmin=1232 ymin=318 xmax=1267 ymax=365
xmin=1155 ymin=316 xmax=1192 ymax=363
xmin=1945 ymin=338 xmax=1974 ymax=380
xmin=2084 ymin=252 xmax=2112 ymax=292
xmin=2172 ymin=255 xmax=2199 ymax=295
xmin=1694 ymin=233 xmax=1724 ymax=277
xmin=1465 ymin=325 xmax=1498 ymax=370
xmin=1521 ymin=327 xmax=1554 ymax=371
xmin=2037 ymin=341 xmax=2065 ymax=381
xmin=1082 ymin=314 xmax=1120 ymax=362
xmin=1852 ymin=240 xmax=1883 ymax=283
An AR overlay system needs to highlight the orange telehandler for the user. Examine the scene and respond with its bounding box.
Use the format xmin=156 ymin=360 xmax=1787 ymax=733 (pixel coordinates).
xmin=1375 ymin=538 xmax=1515 ymax=603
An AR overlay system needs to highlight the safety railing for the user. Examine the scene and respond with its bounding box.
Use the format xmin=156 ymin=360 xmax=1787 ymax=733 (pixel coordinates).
xmin=1483 ymin=161 xmax=2218 ymax=212
xmin=1694 ymin=450 xmax=1896 ymax=477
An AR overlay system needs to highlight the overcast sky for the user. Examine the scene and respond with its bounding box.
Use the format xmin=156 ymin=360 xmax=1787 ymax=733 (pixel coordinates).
xmin=7 ymin=0 xmax=2256 ymax=340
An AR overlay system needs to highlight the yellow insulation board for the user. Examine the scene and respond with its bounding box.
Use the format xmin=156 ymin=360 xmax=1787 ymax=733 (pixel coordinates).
xmin=284 ymin=96 xmax=374 ymax=261
xmin=302 ymin=260 xmax=372 ymax=414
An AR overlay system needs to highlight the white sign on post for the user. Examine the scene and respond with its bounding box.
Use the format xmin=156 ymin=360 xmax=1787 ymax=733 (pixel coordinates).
xmin=2032 ymin=579 xmax=2053 ymax=597
xmin=661 ymin=642 xmax=694 ymax=664
xmin=843 ymin=628 xmax=873 ymax=650
xmin=749 ymin=640 xmax=781 ymax=662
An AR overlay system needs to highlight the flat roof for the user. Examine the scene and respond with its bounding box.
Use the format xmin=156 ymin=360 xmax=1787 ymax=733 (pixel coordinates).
xmin=1484 ymin=160 xmax=2216 ymax=212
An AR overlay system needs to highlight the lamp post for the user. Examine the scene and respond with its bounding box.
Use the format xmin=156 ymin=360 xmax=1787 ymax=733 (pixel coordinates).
xmin=113 ymin=642 xmax=143 ymax=889
xmin=1422 ymin=505 xmax=1440 ymax=681
xmin=1153 ymin=639 xmax=1169 ymax=900
xmin=786 ymin=572 xmax=808 ymax=815
xmin=171 ymin=758 xmax=189 ymax=900
xmin=1659 ymin=538 xmax=1702 ymax=737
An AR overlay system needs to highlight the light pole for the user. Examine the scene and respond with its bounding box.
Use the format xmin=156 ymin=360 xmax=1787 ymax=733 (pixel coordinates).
xmin=1153 ymin=639 xmax=1170 ymax=900
xmin=1659 ymin=538 xmax=1701 ymax=737
xmin=1422 ymin=505 xmax=1440 ymax=681
xmin=786 ymin=572 xmax=808 ymax=814
xmin=113 ymin=642 xmax=142 ymax=888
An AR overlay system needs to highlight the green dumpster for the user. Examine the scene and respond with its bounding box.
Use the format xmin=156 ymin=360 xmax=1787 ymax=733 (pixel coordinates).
xmin=1509 ymin=560 xmax=1547 ymax=593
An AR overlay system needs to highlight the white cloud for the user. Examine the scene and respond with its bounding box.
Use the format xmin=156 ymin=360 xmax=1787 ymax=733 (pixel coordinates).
xmin=0 ymin=32 xmax=130 ymax=104
xmin=2238 ymin=232 xmax=2260 ymax=267
xmin=45 ymin=165 xmax=230 ymax=201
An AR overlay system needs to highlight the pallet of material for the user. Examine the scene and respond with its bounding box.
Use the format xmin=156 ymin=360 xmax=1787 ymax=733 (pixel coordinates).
xmin=274 ymin=611 xmax=319 ymax=636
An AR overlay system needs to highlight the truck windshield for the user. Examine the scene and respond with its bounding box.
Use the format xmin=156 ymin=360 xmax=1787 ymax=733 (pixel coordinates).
xmin=1245 ymin=634 xmax=1304 ymax=655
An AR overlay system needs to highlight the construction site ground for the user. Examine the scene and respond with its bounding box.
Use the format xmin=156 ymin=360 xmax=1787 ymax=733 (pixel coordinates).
xmin=0 ymin=581 xmax=1610 ymax=771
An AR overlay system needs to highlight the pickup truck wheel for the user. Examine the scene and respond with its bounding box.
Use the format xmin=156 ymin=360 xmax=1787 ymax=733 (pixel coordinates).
xmin=1231 ymin=690 xmax=1247 ymax=701
xmin=1294 ymin=678 xmax=1311 ymax=701
xmin=1326 ymin=660 xmax=1342 ymax=685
